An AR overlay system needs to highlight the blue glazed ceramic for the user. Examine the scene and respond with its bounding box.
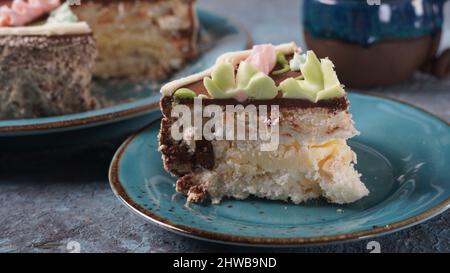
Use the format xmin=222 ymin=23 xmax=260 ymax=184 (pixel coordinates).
xmin=303 ymin=0 xmax=445 ymax=47
xmin=302 ymin=0 xmax=450 ymax=87
xmin=109 ymin=93 xmax=450 ymax=246
xmin=0 ymin=10 xmax=250 ymax=149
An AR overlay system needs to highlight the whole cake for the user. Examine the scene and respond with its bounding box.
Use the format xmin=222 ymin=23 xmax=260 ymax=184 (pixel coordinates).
xmin=0 ymin=1 xmax=97 ymax=119
xmin=159 ymin=42 xmax=369 ymax=204
xmin=0 ymin=0 xmax=199 ymax=119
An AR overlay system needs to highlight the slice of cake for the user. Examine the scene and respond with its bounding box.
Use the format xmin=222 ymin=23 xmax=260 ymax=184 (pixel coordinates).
xmin=159 ymin=42 xmax=369 ymax=204
xmin=71 ymin=0 xmax=199 ymax=80
xmin=0 ymin=1 xmax=97 ymax=119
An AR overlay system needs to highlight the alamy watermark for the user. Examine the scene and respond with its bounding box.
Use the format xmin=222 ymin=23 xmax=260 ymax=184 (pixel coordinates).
xmin=367 ymin=0 xmax=381 ymax=5
xmin=367 ymin=241 xmax=381 ymax=253
xmin=67 ymin=0 xmax=81 ymax=6
xmin=66 ymin=240 xmax=81 ymax=253
xmin=171 ymin=98 xmax=280 ymax=151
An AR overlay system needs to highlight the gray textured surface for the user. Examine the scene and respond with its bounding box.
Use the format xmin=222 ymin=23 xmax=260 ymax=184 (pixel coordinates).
xmin=0 ymin=0 xmax=449 ymax=253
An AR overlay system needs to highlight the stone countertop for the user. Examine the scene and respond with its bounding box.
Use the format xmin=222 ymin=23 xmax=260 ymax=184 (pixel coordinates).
xmin=0 ymin=0 xmax=449 ymax=253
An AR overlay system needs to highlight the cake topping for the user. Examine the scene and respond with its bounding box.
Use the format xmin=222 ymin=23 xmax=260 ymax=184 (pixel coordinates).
xmin=202 ymin=61 xmax=278 ymax=101
xmin=289 ymin=51 xmax=305 ymax=72
xmin=271 ymin=51 xmax=290 ymax=75
xmin=47 ymin=1 xmax=77 ymax=24
xmin=174 ymin=88 xmax=197 ymax=99
xmin=0 ymin=1 xmax=89 ymax=36
xmin=160 ymin=42 xmax=298 ymax=97
xmin=0 ymin=21 xmax=91 ymax=35
xmin=170 ymin=45 xmax=345 ymax=103
xmin=279 ymin=50 xmax=345 ymax=102
xmin=0 ymin=0 xmax=61 ymax=27
xmin=162 ymin=42 xmax=346 ymax=103
xmin=244 ymin=44 xmax=276 ymax=75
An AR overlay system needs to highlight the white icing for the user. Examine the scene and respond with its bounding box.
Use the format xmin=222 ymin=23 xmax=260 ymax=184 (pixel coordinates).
xmin=0 ymin=22 xmax=91 ymax=36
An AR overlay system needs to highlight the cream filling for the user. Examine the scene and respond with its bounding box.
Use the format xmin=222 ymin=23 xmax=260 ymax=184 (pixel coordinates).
xmin=190 ymin=138 xmax=369 ymax=204
xmin=223 ymin=139 xmax=354 ymax=173
xmin=213 ymin=139 xmax=354 ymax=176
xmin=0 ymin=22 xmax=91 ymax=36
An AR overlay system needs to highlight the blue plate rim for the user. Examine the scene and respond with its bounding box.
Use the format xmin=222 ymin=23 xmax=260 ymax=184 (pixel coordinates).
xmin=0 ymin=97 xmax=160 ymax=135
xmin=109 ymin=92 xmax=450 ymax=246
xmin=0 ymin=9 xmax=251 ymax=136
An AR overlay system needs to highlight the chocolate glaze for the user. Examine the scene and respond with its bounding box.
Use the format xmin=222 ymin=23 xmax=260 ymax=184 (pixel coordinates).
xmin=175 ymin=96 xmax=348 ymax=111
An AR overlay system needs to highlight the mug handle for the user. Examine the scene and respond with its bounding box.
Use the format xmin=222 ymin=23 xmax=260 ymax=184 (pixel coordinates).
xmin=422 ymin=32 xmax=450 ymax=78
xmin=431 ymin=48 xmax=450 ymax=78
xmin=421 ymin=2 xmax=450 ymax=79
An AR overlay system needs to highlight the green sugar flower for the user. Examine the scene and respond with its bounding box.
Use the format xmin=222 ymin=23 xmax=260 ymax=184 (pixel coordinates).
xmin=203 ymin=62 xmax=278 ymax=100
xmin=173 ymin=88 xmax=197 ymax=99
xmin=47 ymin=2 xmax=79 ymax=24
xmin=271 ymin=51 xmax=290 ymax=75
xmin=280 ymin=51 xmax=345 ymax=102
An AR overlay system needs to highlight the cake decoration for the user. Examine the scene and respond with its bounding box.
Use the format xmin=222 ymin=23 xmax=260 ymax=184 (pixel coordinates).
xmin=0 ymin=0 xmax=61 ymax=27
xmin=172 ymin=44 xmax=344 ymax=103
xmin=0 ymin=1 xmax=89 ymax=36
xmin=289 ymin=51 xmax=304 ymax=71
xmin=174 ymin=88 xmax=197 ymax=99
xmin=203 ymin=61 xmax=278 ymax=101
xmin=280 ymin=50 xmax=345 ymax=102
xmin=47 ymin=1 xmax=78 ymax=24
xmin=271 ymin=51 xmax=290 ymax=75
xmin=244 ymin=44 xmax=276 ymax=75
xmin=160 ymin=42 xmax=299 ymax=96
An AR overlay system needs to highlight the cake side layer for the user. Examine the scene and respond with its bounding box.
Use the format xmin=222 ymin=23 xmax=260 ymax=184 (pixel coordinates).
xmin=0 ymin=34 xmax=97 ymax=119
xmin=72 ymin=0 xmax=198 ymax=79
xmin=159 ymin=95 xmax=358 ymax=177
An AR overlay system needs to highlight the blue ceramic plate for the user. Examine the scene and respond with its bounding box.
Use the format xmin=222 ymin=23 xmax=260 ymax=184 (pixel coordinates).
xmin=109 ymin=93 xmax=450 ymax=246
xmin=0 ymin=10 xmax=250 ymax=148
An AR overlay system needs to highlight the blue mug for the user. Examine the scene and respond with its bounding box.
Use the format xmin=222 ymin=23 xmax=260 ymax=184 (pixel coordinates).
xmin=303 ymin=0 xmax=449 ymax=88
